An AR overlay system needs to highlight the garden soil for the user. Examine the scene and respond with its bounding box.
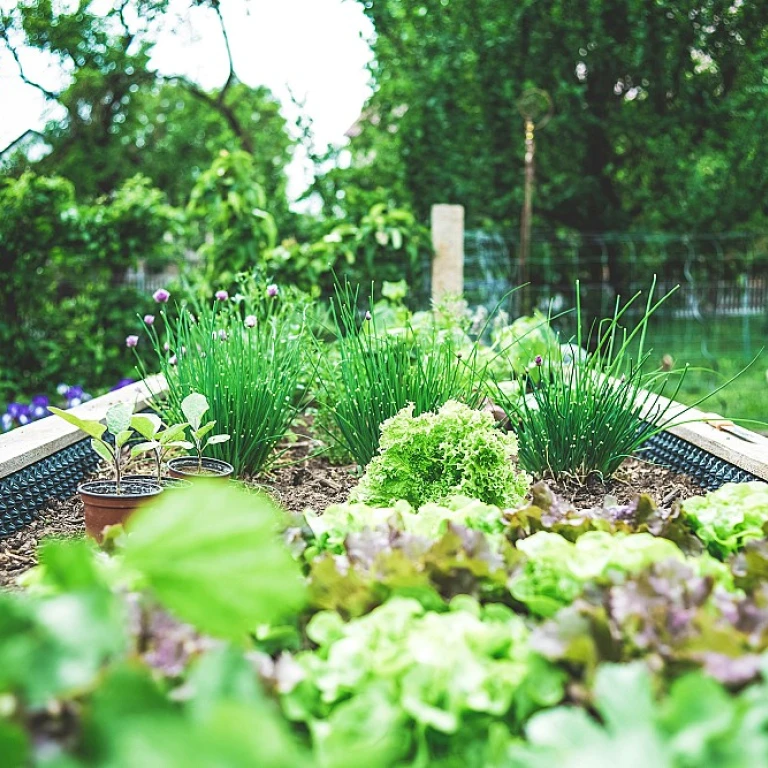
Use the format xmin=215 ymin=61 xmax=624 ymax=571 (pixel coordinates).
xmin=0 ymin=453 xmax=702 ymax=589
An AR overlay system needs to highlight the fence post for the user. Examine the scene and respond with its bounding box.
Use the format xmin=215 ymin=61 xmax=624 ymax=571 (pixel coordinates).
xmin=431 ymin=204 xmax=464 ymax=301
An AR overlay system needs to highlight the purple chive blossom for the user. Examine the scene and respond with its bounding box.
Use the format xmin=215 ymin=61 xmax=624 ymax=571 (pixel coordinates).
xmin=244 ymin=315 xmax=257 ymax=328
xmin=168 ymin=355 xmax=177 ymax=366
xmin=215 ymin=290 xmax=229 ymax=301
xmin=153 ymin=288 xmax=170 ymax=303
xmin=126 ymin=335 xmax=139 ymax=348
xmin=364 ymin=310 xmax=372 ymax=321
xmin=267 ymin=284 xmax=278 ymax=298
xmin=218 ymin=329 xmax=228 ymax=341
xmin=144 ymin=314 xmax=155 ymax=326
xmin=534 ymin=355 xmax=543 ymax=367
xmin=163 ymin=341 xmax=170 ymax=351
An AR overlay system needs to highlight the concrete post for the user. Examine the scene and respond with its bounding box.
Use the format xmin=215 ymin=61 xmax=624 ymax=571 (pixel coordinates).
xmin=430 ymin=204 xmax=464 ymax=300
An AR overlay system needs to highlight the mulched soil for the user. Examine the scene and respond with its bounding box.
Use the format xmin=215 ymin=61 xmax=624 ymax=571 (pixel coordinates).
xmin=0 ymin=441 xmax=703 ymax=589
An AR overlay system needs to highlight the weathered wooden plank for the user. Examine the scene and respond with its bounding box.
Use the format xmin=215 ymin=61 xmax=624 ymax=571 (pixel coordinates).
xmin=0 ymin=374 xmax=168 ymax=479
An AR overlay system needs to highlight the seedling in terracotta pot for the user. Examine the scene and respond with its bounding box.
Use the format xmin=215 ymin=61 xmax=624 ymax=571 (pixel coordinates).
xmin=129 ymin=413 xmax=193 ymax=483
xmin=182 ymin=393 xmax=231 ymax=472
xmin=50 ymin=402 xmax=137 ymax=492
xmin=48 ymin=402 xmax=163 ymax=540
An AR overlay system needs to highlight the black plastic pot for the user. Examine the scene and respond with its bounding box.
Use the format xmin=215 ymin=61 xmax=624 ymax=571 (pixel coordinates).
xmin=166 ymin=456 xmax=234 ymax=481
xmin=78 ymin=479 xmax=163 ymax=542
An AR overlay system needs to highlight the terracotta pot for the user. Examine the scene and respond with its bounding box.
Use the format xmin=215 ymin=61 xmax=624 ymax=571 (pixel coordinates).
xmin=166 ymin=456 xmax=234 ymax=481
xmin=122 ymin=474 xmax=193 ymax=490
xmin=78 ymin=479 xmax=163 ymax=542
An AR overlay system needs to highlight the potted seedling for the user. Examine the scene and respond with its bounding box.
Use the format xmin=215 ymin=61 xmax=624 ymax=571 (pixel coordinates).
xmin=49 ymin=402 xmax=163 ymax=541
xmin=124 ymin=413 xmax=194 ymax=489
xmin=166 ymin=393 xmax=234 ymax=480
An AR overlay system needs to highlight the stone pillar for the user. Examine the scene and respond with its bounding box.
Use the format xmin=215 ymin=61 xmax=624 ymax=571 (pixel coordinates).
xmin=430 ymin=204 xmax=464 ymax=300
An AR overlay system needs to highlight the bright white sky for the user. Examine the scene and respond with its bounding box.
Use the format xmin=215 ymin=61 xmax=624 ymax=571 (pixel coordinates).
xmin=0 ymin=0 xmax=374 ymax=201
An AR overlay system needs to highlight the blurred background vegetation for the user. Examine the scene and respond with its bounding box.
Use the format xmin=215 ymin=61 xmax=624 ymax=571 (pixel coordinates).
xmin=1 ymin=0 xmax=766 ymax=424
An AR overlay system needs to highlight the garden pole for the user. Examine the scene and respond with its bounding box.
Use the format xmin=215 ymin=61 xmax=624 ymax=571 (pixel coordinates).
xmin=431 ymin=204 xmax=464 ymax=301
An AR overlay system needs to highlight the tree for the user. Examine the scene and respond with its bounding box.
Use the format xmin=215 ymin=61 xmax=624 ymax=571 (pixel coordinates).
xmin=317 ymin=0 xmax=768 ymax=238
xmin=0 ymin=0 xmax=294 ymax=230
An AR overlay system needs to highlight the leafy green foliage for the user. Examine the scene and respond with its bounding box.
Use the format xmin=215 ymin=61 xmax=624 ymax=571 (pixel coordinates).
xmin=282 ymin=596 xmax=565 ymax=766
xmin=122 ymin=483 xmax=305 ymax=640
xmin=2 ymin=2 xmax=294 ymax=229
xmin=136 ymin=281 xmax=307 ymax=475
xmin=305 ymin=496 xmax=508 ymax=553
xmin=531 ymin=558 xmax=768 ymax=686
xmin=319 ymin=0 xmax=768 ymax=241
xmin=265 ymin=204 xmax=431 ymax=298
xmin=180 ymin=392 xmax=231 ymax=471
xmin=130 ymin=413 xmax=192 ymax=482
xmin=681 ymin=481 xmax=768 ymax=559
xmin=508 ymin=661 xmax=768 ymax=768
xmin=509 ymin=530 xmax=730 ymax=617
xmin=187 ymin=150 xmax=278 ymax=286
xmin=0 ymin=171 xmax=178 ymax=401
xmin=494 ymin=281 xmax=720 ymax=480
xmin=315 ymin=284 xmax=490 ymax=466
xmin=352 ymin=401 xmax=530 ymax=508
xmin=49 ymin=402 xmax=137 ymax=491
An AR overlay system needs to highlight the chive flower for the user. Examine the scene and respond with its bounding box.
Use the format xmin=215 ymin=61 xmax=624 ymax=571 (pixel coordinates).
xmin=125 ymin=335 xmax=139 ymax=348
xmin=534 ymin=355 xmax=543 ymax=366
xmin=364 ymin=310 xmax=372 ymax=321
xmin=153 ymin=288 xmax=170 ymax=303
xmin=144 ymin=314 xmax=155 ymax=326
xmin=267 ymin=284 xmax=279 ymax=298
xmin=244 ymin=315 xmax=257 ymax=328
xmin=215 ymin=290 xmax=229 ymax=301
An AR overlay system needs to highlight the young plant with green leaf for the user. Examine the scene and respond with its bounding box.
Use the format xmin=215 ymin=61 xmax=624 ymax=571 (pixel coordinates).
xmin=129 ymin=413 xmax=193 ymax=482
xmin=49 ymin=403 xmax=136 ymax=493
xmin=180 ymin=393 xmax=231 ymax=473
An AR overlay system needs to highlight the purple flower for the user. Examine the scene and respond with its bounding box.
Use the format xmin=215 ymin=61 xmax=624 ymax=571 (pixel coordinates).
xmin=66 ymin=386 xmax=84 ymax=400
xmin=534 ymin=355 xmax=544 ymax=367
xmin=215 ymin=290 xmax=229 ymax=301
xmin=32 ymin=406 xmax=47 ymax=419
xmin=168 ymin=355 xmax=177 ymax=366
xmin=56 ymin=383 xmax=69 ymax=396
xmin=18 ymin=414 xmax=30 ymax=426
xmin=7 ymin=403 xmax=27 ymax=419
xmin=111 ymin=378 xmax=135 ymax=391
xmin=69 ymin=397 xmax=82 ymax=407
xmin=153 ymin=288 xmax=171 ymax=303
xmin=126 ymin=335 xmax=139 ymax=348
xmin=31 ymin=395 xmax=49 ymax=407
xmin=144 ymin=314 xmax=155 ymax=326
xmin=163 ymin=341 xmax=170 ymax=352
xmin=1 ymin=413 xmax=12 ymax=432
xmin=364 ymin=310 xmax=372 ymax=321
xmin=267 ymin=284 xmax=279 ymax=298
xmin=244 ymin=315 xmax=257 ymax=328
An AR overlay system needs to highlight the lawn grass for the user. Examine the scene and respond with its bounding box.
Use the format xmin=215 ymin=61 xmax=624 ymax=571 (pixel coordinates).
xmin=639 ymin=315 xmax=767 ymax=431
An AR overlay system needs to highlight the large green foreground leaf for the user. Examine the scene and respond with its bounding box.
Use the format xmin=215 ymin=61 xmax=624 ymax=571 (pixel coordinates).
xmin=122 ymin=483 xmax=305 ymax=641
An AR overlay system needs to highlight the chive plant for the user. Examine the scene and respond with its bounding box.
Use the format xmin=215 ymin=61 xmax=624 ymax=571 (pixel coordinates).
xmin=136 ymin=285 xmax=307 ymax=476
xmin=315 ymin=282 xmax=489 ymax=467
xmin=494 ymin=278 xmax=740 ymax=481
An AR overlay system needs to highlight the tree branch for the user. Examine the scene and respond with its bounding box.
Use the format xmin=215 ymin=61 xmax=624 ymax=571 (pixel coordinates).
xmin=0 ymin=32 xmax=60 ymax=101
xmin=159 ymin=74 xmax=254 ymax=153
xmin=213 ymin=2 xmax=237 ymax=103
